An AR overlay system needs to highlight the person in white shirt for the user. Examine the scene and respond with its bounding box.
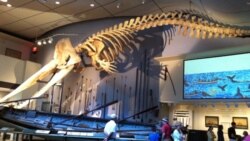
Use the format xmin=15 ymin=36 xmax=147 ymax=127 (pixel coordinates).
xmin=171 ymin=122 xmax=185 ymax=141
xmin=207 ymin=126 xmax=216 ymax=141
xmin=103 ymin=114 xmax=118 ymax=141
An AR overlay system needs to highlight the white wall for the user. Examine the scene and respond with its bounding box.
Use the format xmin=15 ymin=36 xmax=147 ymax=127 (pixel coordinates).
xmin=0 ymin=32 xmax=33 ymax=60
xmin=0 ymin=55 xmax=25 ymax=84
xmin=0 ymin=55 xmax=41 ymax=104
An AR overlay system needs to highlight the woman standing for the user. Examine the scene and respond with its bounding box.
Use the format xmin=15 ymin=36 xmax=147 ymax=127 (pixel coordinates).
xmin=217 ymin=125 xmax=224 ymax=141
xmin=207 ymin=126 xmax=216 ymax=141
xmin=171 ymin=122 xmax=185 ymax=141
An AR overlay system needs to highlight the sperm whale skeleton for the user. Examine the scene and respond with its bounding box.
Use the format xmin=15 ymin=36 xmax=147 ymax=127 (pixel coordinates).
xmin=1 ymin=10 xmax=249 ymax=108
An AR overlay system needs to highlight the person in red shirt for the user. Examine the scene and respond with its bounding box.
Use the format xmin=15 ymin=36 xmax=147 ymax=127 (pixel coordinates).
xmin=161 ymin=117 xmax=172 ymax=141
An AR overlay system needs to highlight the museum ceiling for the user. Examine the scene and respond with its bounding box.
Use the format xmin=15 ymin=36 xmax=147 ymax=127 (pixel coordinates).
xmin=0 ymin=0 xmax=250 ymax=41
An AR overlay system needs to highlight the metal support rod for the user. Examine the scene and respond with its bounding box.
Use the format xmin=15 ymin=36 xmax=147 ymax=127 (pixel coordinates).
xmin=133 ymin=68 xmax=139 ymax=119
xmin=122 ymin=76 xmax=127 ymax=119
xmin=141 ymin=49 xmax=147 ymax=122
xmin=49 ymin=85 xmax=55 ymax=113
xmin=58 ymin=79 xmax=64 ymax=114
xmin=103 ymin=80 xmax=107 ymax=118
xmin=77 ymin=76 xmax=84 ymax=114
xmin=145 ymin=57 xmax=150 ymax=119
xmin=137 ymin=63 xmax=143 ymax=119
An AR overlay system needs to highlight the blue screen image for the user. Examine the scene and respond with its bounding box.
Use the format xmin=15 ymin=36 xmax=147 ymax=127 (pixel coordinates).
xmin=184 ymin=53 xmax=250 ymax=99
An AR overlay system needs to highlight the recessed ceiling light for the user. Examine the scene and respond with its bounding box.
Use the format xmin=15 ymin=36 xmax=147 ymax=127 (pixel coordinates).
xmin=55 ymin=1 xmax=60 ymax=5
xmin=141 ymin=0 xmax=145 ymax=4
xmin=1 ymin=0 xmax=8 ymax=2
xmin=6 ymin=3 xmax=12 ymax=7
xmin=116 ymin=3 xmax=120 ymax=8
xmin=247 ymin=1 xmax=250 ymax=5
xmin=90 ymin=3 xmax=95 ymax=7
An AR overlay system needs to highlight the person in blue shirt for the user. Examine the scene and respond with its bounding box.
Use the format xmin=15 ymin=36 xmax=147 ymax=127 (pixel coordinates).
xmin=149 ymin=126 xmax=160 ymax=141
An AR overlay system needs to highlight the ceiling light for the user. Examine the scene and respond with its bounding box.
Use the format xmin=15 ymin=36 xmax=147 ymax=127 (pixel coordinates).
xmin=247 ymin=1 xmax=250 ymax=5
xmin=0 ymin=0 xmax=8 ymax=2
xmin=37 ymin=41 xmax=42 ymax=46
xmin=6 ymin=3 xmax=11 ymax=7
xmin=36 ymin=33 xmax=79 ymax=46
xmin=55 ymin=1 xmax=60 ymax=5
xmin=48 ymin=37 xmax=53 ymax=44
xmin=141 ymin=0 xmax=145 ymax=4
xmin=116 ymin=2 xmax=120 ymax=8
xmin=90 ymin=3 xmax=95 ymax=7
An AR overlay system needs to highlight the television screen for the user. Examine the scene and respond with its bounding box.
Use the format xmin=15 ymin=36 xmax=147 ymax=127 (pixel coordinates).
xmin=184 ymin=53 xmax=250 ymax=99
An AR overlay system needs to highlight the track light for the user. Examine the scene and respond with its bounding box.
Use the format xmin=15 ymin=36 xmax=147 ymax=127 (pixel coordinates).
xmin=36 ymin=33 xmax=79 ymax=46
xmin=48 ymin=37 xmax=53 ymax=44
xmin=90 ymin=0 xmax=95 ymax=7
xmin=37 ymin=41 xmax=42 ymax=46
xmin=116 ymin=0 xmax=121 ymax=8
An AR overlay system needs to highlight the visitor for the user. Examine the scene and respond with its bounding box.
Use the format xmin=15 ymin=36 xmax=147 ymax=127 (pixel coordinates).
xmin=217 ymin=125 xmax=224 ymax=141
xmin=171 ymin=122 xmax=185 ymax=141
xmin=228 ymin=122 xmax=237 ymax=141
xmin=149 ymin=126 xmax=160 ymax=141
xmin=243 ymin=131 xmax=248 ymax=141
xmin=103 ymin=114 xmax=118 ymax=141
xmin=161 ymin=117 xmax=172 ymax=141
xmin=207 ymin=126 xmax=216 ymax=141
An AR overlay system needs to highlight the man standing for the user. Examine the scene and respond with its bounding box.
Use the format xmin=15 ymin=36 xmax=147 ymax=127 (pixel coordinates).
xmin=228 ymin=122 xmax=237 ymax=141
xmin=161 ymin=117 xmax=172 ymax=141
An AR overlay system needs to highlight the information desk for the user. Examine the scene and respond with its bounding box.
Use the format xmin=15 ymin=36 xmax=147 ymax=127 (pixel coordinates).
xmin=0 ymin=128 xmax=148 ymax=141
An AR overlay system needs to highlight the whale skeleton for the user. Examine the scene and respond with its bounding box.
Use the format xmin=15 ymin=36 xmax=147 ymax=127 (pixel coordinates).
xmin=1 ymin=10 xmax=250 ymax=108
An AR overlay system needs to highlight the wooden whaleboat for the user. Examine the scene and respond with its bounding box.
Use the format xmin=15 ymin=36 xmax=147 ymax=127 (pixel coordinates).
xmin=0 ymin=102 xmax=157 ymax=140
